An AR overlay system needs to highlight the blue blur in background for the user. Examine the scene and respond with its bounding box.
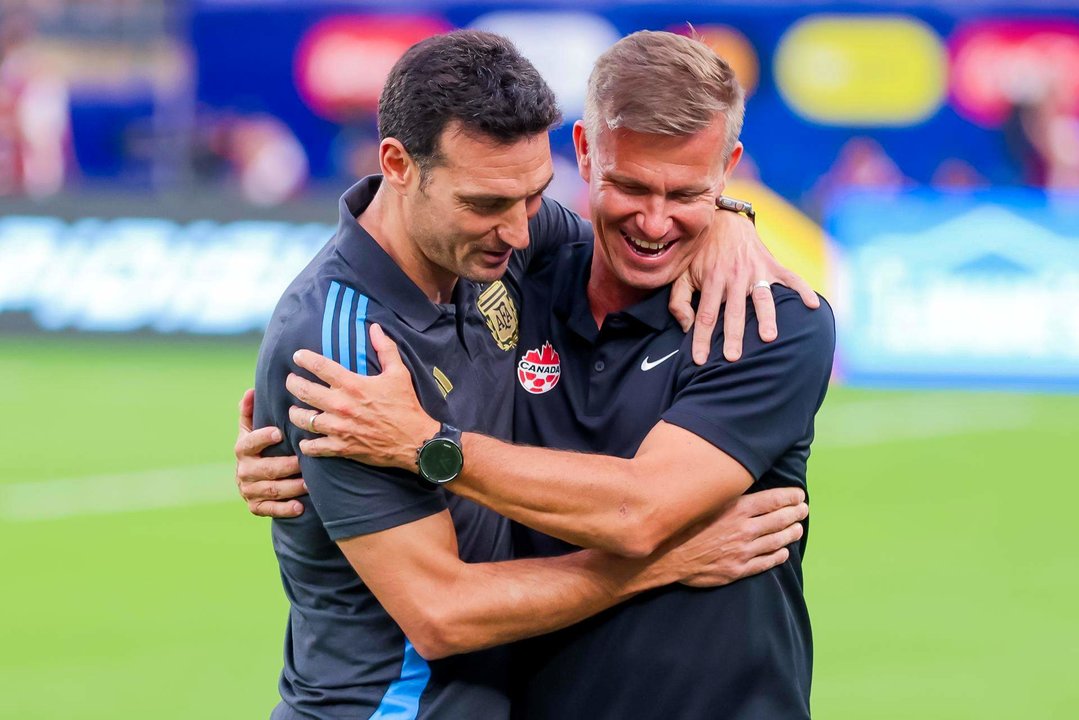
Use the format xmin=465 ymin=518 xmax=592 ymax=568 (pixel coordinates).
xmin=1 ymin=0 xmax=1077 ymax=392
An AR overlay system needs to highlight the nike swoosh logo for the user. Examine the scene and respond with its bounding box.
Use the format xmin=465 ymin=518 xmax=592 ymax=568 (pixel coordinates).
xmin=641 ymin=350 xmax=679 ymax=372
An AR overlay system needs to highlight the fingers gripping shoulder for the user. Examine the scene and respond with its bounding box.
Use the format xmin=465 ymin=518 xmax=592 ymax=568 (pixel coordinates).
xmin=716 ymin=288 xmax=834 ymax=362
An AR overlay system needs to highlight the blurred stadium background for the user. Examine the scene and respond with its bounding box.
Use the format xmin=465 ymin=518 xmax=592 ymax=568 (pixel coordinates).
xmin=2 ymin=0 xmax=1078 ymax=718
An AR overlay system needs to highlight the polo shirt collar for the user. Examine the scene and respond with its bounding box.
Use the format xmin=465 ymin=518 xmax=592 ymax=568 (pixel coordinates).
xmin=332 ymin=176 xmax=443 ymax=332
xmin=554 ymin=245 xmax=678 ymax=340
xmin=624 ymin=283 xmax=676 ymax=331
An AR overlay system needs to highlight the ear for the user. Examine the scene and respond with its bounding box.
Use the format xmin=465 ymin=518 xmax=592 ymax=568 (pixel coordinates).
xmin=723 ymin=141 xmax=744 ymax=181
xmin=378 ymin=138 xmax=418 ymax=194
xmin=572 ymin=121 xmax=591 ymax=183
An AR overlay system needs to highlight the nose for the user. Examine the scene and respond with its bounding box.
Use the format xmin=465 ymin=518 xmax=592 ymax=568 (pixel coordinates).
xmin=497 ymin=201 xmax=531 ymax=251
xmin=635 ymin=197 xmax=672 ymax=241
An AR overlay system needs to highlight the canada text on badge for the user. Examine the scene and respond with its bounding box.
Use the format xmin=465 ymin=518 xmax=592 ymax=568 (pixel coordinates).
xmin=518 ymin=341 xmax=561 ymax=395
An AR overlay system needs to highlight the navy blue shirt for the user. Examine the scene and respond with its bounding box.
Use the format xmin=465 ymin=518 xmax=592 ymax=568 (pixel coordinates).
xmin=253 ymin=177 xmax=588 ymax=720
xmin=510 ymin=242 xmax=836 ymax=720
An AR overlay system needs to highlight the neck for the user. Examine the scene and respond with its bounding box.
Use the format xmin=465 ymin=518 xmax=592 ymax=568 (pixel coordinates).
xmin=586 ymin=251 xmax=650 ymax=329
xmin=357 ymin=185 xmax=458 ymax=304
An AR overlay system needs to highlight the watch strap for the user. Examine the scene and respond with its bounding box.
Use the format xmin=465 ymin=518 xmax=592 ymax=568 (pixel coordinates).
xmin=716 ymin=195 xmax=756 ymax=225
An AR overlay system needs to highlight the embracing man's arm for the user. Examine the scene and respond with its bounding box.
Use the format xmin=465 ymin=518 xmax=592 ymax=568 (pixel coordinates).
xmin=449 ymin=423 xmax=746 ymax=558
xmin=246 ymin=331 xmax=806 ymax=661
xmin=235 ymin=394 xmax=808 ymax=588
xmin=285 ymin=326 xmax=743 ymax=557
xmin=336 ymin=501 xmax=800 ymax=661
xmin=289 ymin=294 xmax=834 ymax=557
xmin=294 ymin=353 xmax=749 ymax=557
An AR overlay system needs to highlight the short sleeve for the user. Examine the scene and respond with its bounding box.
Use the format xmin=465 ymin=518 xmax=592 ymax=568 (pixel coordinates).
xmin=661 ymin=290 xmax=836 ymax=481
xmin=258 ymin=312 xmax=446 ymax=543
xmin=508 ymin=197 xmax=593 ymax=281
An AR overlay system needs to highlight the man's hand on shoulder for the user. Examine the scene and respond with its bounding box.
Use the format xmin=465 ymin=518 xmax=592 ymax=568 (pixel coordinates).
xmin=668 ymin=202 xmax=820 ymax=365
xmin=287 ymin=324 xmax=438 ymax=471
xmin=234 ymin=389 xmax=307 ymax=518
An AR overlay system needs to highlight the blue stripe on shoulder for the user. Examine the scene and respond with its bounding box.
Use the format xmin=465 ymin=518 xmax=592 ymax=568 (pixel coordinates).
xmin=369 ymin=639 xmax=431 ymax=720
xmin=355 ymin=294 xmax=370 ymax=377
xmin=321 ymin=281 xmax=341 ymax=360
xmin=337 ymin=285 xmax=356 ymax=372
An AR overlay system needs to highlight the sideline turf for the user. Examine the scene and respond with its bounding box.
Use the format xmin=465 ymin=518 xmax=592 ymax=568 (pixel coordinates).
xmin=2 ymin=336 xmax=1076 ymax=718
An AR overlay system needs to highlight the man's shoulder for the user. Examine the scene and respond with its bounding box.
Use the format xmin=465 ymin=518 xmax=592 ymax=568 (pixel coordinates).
xmin=255 ymin=254 xmax=393 ymax=407
xmin=663 ymin=288 xmax=835 ymax=479
xmin=267 ymin=240 xmax=400 ymax=341
xmin=673 ymin=287 xmax=836 ymax=392
xmin=254 ymin=274 xmax=323 ymax=423
xmin=261 ymin=266 xmax=336 ymax=360
xmin=538 ymin=196 xmax=593 ymax=242
xmin=775 ymin=287 xmax=835 ymax=338
xmin=735 ymin=286 xmax=836 ymax=361
xmin=742 ymin=288 xmax=836 ymax=398
xmin=512 ymin=196 xmax=594 ymax=280
xmin=521 ymin=238 xmax=592 ymax=294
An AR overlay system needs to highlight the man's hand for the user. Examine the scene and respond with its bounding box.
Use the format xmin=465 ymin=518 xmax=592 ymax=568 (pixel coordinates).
xmin=234 ymin=389 xmax=306 ymax=518
xmin=287 ymin=324 xmax=438 ymax=470
xmin=669 ymin=208 xmax=820 ymax=365
xmin=658 ymin=487 xmax=808 ymax=587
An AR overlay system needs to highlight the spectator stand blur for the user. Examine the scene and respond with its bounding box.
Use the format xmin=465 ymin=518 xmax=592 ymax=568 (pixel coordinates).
xmin=0 ymin=0 xmax=1076 ymax=391
xmin=0 ymin=0 xmax=191 ymax=197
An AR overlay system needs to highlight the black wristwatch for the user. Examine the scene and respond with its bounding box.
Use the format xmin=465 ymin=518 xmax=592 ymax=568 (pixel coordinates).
xmin=716 ymin=195 xmax=756 ymax=225
xmin=416 ymin=423 xmax=464 ymax=486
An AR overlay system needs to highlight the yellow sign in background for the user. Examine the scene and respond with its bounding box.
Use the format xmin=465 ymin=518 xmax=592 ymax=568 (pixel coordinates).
xmin=775 ymin=15 xmax=946 ymax=126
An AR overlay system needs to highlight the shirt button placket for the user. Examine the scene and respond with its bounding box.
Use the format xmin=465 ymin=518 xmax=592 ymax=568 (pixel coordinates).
xmin=585 ymin=352 xmax=604 ymax=415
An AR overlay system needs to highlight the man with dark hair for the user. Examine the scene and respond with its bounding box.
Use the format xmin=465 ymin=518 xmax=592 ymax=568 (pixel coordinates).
xmin=248 ymin=29 xmax=812 ymax=720
xmin=378 ymin=31 xmax=560 ymax=184
xmin=243 ymin=30 xmax=833 ymax=719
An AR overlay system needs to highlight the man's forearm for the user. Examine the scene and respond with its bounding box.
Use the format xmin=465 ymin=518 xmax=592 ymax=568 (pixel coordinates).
xmin=443 ymin=423 xmax=752 ymax=558
xmin=451 ymin=433 xmax=663 ymax=557
xmin=412 ymin=547 xmax=675 ymax=659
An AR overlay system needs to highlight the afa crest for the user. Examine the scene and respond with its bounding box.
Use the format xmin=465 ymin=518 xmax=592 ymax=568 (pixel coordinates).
xmin=477 ymin=281 xmax=518 ymax=351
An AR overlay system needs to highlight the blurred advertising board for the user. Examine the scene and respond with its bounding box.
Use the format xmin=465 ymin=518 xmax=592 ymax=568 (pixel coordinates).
xmin=0 ymin=214 xmax=330 ymax=335
xmin=6 ymin=190 xmax=1077 ymax=399
xmin=0 ymin=177 xmax=831 ymax=339
xmin=828 ymin=192 xmax=1079 ymax=391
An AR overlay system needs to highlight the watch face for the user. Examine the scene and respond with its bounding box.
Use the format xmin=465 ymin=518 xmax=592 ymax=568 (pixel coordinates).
xmin=419 ymin=438 xmax=464 ymax=485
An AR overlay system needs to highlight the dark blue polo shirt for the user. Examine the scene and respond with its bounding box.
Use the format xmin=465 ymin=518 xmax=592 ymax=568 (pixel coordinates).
xmin=510 ymin=242 xmax=836 ymax=720
xmin=253 ymin=177 xmax=588 ymax=720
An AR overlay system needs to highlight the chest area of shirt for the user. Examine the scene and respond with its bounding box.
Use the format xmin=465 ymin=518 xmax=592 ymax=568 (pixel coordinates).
xmin=389 ymin=283 xmax=521 ymax=435
xmin=513 ymin=318 xmax=689 ymax=452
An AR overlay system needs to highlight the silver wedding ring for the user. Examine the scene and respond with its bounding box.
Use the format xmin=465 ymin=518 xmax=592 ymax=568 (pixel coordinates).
xmin=308 ymin=412 xmax=320 ymax=433
xmin=752 ymin=280 xmax=771 ymax=291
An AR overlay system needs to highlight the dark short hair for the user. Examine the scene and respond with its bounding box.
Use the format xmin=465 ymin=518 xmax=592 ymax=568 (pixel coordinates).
xmin=378 ymin=30 xmax=562 ymax=177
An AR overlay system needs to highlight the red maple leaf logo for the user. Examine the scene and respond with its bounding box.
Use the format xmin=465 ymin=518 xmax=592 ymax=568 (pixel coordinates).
xmin=518 ymin=341 xmax=561 ymax=395
xmin=528 ymin=342 xmax=559 ymax=366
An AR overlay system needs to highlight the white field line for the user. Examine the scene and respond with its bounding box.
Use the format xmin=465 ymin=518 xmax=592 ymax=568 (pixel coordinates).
xmin=815 ymin=394 xmax=1037 ymax=448
xmin=0 ymin=396 xmax=1038 ymax=521
xmin=1 ymin=462 xmax=237 ymax=522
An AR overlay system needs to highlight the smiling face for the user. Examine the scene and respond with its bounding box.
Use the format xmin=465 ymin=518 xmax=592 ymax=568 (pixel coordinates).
xmin=405 ymin=123 xmax=554 ymax=285
xmin=573 ymin=117 xmax=742 ymax=295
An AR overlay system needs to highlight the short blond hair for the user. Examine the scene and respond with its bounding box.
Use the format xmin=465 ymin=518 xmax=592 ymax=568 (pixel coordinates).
xmin=584 ymin=30 xmax=745 ymax=159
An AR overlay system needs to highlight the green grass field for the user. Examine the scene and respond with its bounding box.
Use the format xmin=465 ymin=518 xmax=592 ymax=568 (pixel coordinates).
xmin=3 ymin=336 xmax=1077 ymax=718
